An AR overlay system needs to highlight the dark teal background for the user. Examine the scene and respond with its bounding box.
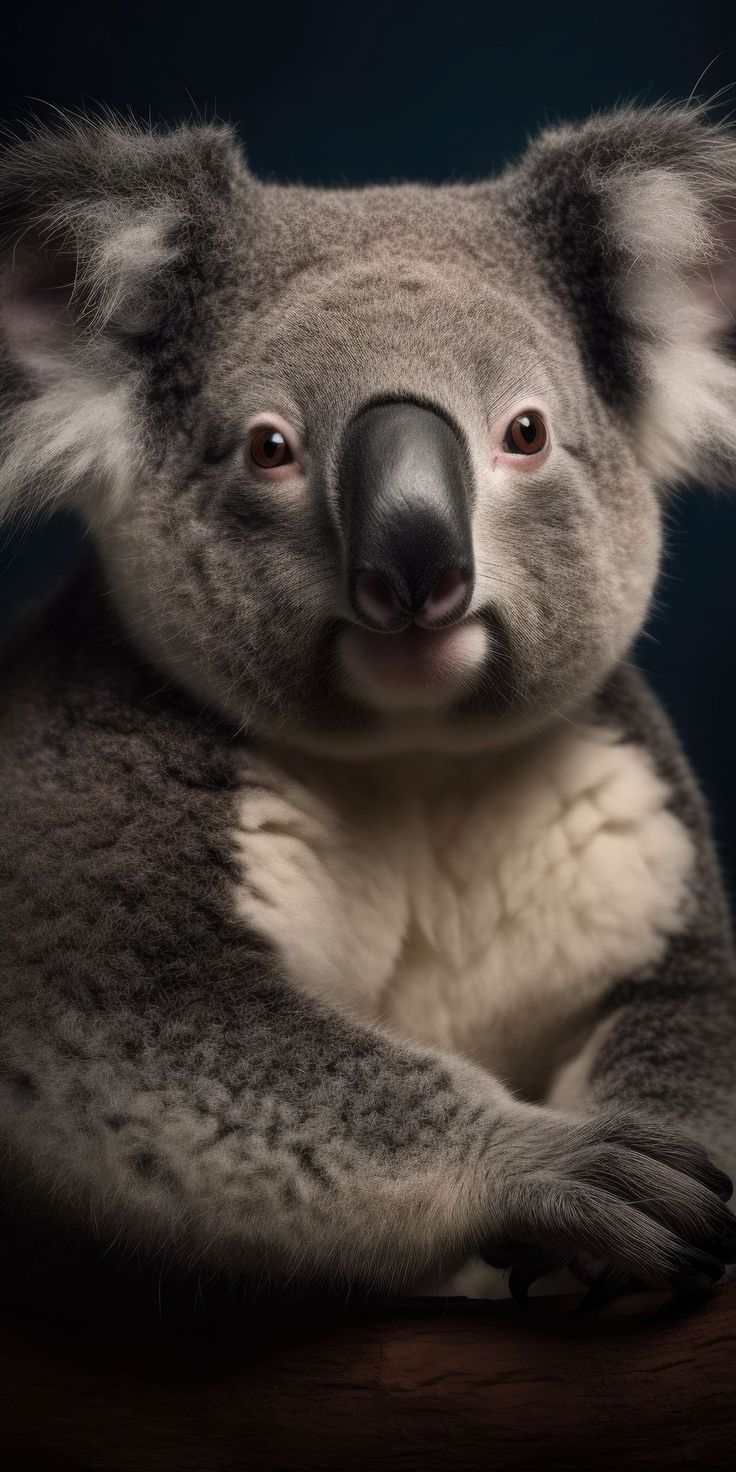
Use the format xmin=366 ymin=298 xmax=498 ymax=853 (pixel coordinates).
xmin=2 ymin=0 xmax=736 ymax=890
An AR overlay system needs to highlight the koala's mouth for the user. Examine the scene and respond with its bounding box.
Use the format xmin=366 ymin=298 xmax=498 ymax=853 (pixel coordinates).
xmin=337 ymin=618 xmax=488 ymax=712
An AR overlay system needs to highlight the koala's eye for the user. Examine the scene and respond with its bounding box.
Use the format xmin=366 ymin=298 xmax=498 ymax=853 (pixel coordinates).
xmin=504 ymin=411 xmax=548 ymax=456
xmin=249 ymin=425 xmax=295 ymax=470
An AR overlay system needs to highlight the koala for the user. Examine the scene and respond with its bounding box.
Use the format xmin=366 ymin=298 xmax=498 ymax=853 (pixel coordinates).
xmin=1 ymin=103 xmax=736 ymax=1306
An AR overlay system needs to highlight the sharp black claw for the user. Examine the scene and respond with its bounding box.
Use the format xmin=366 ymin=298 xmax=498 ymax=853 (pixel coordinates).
xmin=508 ymin=1249 xmax=573 ymax=1305
xmin=675 ymin=1248 xmax=725 ymax=1288
xmin=576 ymin=1266 xmax=633 ymax=1315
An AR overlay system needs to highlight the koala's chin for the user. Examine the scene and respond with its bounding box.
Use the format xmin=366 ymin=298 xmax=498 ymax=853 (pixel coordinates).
xmin=337 ymin=620 xmax=490 ymax=715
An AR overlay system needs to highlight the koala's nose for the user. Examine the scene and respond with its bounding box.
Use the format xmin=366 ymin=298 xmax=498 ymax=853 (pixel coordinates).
xmin=353 ymin=566 xmax=470 ymax=630
xmin=339 ymin=400 xmax=475 ymax=632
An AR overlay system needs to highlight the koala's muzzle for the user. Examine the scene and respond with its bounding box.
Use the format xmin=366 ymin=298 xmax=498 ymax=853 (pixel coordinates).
xmin=339 ymin=401 xmax=474 ymax=631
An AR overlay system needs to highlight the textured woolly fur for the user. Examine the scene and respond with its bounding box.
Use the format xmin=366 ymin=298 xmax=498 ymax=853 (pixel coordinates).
xmin=1 ymin=102 xmax=736 ymax=1303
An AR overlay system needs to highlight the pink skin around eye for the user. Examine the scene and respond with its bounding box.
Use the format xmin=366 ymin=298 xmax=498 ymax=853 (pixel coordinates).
xmin=246 ymin=412 xmax=305 ymax=479
xmin=491 ymin=404 xmax=552 ymax=473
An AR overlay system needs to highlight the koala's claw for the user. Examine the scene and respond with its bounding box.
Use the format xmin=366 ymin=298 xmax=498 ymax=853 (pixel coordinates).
xmin=483 ymin=1110 xmax=736 ymax=1304
xmin=507 ymin=1248 xmax=574 ymax=1304
xmin=576 ymin=1266 xmax=633 ymax=1315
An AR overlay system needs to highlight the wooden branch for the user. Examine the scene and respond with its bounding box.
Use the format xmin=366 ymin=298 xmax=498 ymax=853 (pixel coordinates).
xmin=2 ymin=1288 xmax=736 ymax=1470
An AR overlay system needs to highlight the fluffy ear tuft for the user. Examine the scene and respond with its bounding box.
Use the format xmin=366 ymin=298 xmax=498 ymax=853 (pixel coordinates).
xmin=0 ymin=113 xmax=247 ymax=522
xmin=508 ymin=104 xmax=736 ymax=488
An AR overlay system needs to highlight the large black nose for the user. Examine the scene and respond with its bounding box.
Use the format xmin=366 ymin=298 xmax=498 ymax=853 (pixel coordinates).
xmin=339 ymin=400 xmax=475 ymax=631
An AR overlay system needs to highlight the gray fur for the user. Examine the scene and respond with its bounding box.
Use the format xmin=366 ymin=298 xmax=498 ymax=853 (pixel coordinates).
xmin=591 ymin=668 xmax=736 ymax=1156
xmin=1 ymin=104 xmax=736 ymax=1298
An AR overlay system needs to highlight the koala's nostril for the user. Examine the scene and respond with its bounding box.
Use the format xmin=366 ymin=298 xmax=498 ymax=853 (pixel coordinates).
xmin=352 ymin=565 xmax=472 ymax=631
xmin=353 ymin=570 xmax=404 ymax=629
xmin=418 ymin=568 xmax=470 ymax=628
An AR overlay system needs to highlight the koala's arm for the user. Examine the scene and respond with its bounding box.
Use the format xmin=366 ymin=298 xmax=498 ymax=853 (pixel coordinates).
xmin=1 ymin=581 xmax=734 ymax=1296
xmin=551 ymin=665 xmax=736 ymax=1179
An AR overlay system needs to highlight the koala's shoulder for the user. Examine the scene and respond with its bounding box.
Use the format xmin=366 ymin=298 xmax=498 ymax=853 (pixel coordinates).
xmin=0 ymin=562 xmax=243 ymax=878
xmin=0 ymin=563 xmax=263 ymax=1019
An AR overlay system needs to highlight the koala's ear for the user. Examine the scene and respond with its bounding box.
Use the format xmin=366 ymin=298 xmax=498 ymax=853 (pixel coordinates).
xmin=507 ymin=105 xmax=736 ymax=487
xmin=0 ymin=115 xmax=247 ymax=521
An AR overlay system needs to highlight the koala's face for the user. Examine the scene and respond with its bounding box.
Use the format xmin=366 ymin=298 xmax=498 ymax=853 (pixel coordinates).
xmin=2 ymin=109 xmax=735 ymax=753
xmin=104 ymin=225 xmax=660 ymax=754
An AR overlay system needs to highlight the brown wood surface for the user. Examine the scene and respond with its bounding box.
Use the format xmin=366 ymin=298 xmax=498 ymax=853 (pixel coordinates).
xmin=2 ymin=1288 xmax=735 ymax=1471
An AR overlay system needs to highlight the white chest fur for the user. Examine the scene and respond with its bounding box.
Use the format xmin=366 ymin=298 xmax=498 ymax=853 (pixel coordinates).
xmin=232 ymin=724 xmax=694 ymax=1097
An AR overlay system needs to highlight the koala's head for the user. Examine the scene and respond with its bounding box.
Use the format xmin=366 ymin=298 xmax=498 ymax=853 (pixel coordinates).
xmin=1 ymin=106 xmax=735 ymax=754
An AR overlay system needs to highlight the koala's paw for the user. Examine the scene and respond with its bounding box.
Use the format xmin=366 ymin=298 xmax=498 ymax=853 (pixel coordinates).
xmin=484 ymin=1109 xmax=736 ymax=1304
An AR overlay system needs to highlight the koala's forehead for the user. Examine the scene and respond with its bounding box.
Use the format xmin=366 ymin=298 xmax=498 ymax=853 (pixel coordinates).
xmin=249 ymin=179 xmax=510 ymax=287
xmin=211 ymin=179 xmax=575 ymax=427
